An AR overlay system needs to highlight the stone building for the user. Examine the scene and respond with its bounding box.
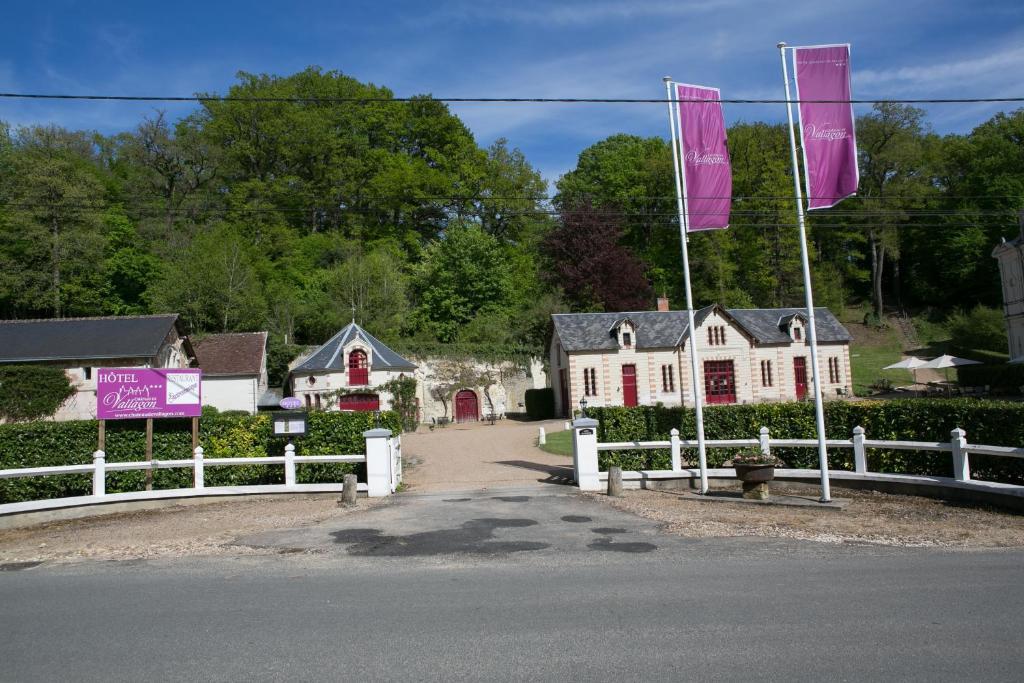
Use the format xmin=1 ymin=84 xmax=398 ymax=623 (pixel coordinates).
xmin=993 ymin=232 xmax=1024 ymax=361
xmin=0 ymin=315 xmax=196 ymax=421
xmin=549 ymin=301 xmax=852 ymax=417
xmin=192 ymin=332 xmax=271 ymax=415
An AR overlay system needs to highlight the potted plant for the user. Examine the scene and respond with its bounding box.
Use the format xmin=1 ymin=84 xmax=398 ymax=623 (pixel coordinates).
xmin=730 ymin=448 xmax=781 ymax=500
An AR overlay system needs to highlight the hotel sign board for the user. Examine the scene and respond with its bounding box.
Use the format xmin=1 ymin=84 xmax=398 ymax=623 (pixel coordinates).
xmin=97 ymin=368 xmax=202 ymax=420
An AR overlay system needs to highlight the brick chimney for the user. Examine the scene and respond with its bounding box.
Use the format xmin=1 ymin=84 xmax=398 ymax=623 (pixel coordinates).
xmin=656 ymin=296 xmax=670 ymax=312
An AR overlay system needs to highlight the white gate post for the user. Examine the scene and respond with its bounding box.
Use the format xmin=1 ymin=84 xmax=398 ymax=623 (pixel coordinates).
xmin=92 ymin=450 xmax=106 ymax=497
xmin=852 ymin=426 xmax=867 ymax=474
xmin=951 ymin=427 xmax=970 ymax=481
xmin=284 ymin=442 xmax=297 ymax=487
xmin=538 ymin=427 xmax=546 ymax=446
xmin=364 ymin=428 xmax=393 ymax=497
xmin=193 ymin=445 xmax=205 ymax=489
xmin=572 ymin=418 xmax=600 ymax=491
xmin=670 ymin=428 xmax=681 ymax=471
xmin=759 ymin=426 xmax=771 ymax=457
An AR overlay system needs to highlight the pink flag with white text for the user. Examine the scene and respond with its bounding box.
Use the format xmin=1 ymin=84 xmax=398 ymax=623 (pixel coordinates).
xmin=676 ymin=83 xmax=731 ymax=230
xmin=794 ymin=44 xmax=859 ymax=210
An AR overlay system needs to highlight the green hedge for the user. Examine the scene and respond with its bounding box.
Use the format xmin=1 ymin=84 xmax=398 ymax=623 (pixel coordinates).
xmin=587 ymin=401 xmax=1024 ymax=485
xmin=525 ymin=388 xmax=556 ymax=420
xmin=0 ymin=410 xmax=400 ymax=504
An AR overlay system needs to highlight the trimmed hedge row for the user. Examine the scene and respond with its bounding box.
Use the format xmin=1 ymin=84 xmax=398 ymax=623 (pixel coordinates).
xmin=587 ymin=400 xmax=1024 ymax=485
xmin=0 ymin=411 xmax=400 ymax=504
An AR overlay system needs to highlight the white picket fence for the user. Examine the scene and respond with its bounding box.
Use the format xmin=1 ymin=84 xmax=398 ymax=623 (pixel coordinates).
xmin=0 ymin=428 xmax=401 ymax=516
xmin=570 ymin=418 xmax=1024 ymax=502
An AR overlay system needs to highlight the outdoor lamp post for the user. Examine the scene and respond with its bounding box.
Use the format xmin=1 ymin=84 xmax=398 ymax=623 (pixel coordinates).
xmin=579 ymin=397 xmax=588 ymax=418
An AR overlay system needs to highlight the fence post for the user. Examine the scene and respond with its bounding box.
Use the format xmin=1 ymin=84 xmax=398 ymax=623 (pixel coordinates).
xmin=852 ymin=426 xmax=867 ymax=474
xmin=193 ymin=445 xmax=205 ymax=489
xmin=92 ymin=450 xmax=106 ymax=497
xmin=364 ymin=428 xmax=393 ymax=497
xmin=572 ymin=417 xmax=600 ymax=491
xmin=670 ymin=428 xmax=681 ymax=471
xmin=538 ymin=427 xmax=546 ymax=446
xmin=951 ymin=427 xmax=970 ymax=481
xmin=759 ymin=426 xmax=771 ymax=457
xmin=284 ymin=442 xmax=296 ymax=487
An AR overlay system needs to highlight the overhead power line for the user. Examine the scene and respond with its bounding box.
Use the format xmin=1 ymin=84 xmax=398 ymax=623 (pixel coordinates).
xmin=1 ymin=92 xmax=1023 ymax=105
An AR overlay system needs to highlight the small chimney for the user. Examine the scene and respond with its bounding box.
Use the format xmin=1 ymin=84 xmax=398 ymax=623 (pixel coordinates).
xmin=656 ymin=296 xmax=670 ymax=312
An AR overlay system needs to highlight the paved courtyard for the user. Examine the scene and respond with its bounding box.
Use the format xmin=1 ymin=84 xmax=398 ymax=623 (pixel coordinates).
xmin=401 ymin=417 xmax=572 ymax=491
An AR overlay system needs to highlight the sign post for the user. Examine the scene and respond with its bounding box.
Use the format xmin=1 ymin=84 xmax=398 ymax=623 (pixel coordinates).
xmin=96 ymin=368 xmax=203 ymax=491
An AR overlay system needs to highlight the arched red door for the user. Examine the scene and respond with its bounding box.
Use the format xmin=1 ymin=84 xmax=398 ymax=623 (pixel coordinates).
xmin=349 ymin=349 xmax=369 ymax=386
xmin=454 ymin=389 xmax=479 ymax=423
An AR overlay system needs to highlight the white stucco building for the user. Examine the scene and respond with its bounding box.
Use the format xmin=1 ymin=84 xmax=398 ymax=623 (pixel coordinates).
xmin=993 ymin=232 xmax=1024 ymax=361
xmin=193 ymin=332 xmax=270 ymax=415
xmin=0 ymin=315 xmax=196 ymax=421
xmin=549 ymin=302 xmax=852 ymax=417
xmin=286 ymin=322 xmax=417 ymax=413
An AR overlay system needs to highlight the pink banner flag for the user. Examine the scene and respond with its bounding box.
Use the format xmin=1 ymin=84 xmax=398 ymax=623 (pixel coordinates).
xmin=676 ymin=84 xmax=731 ymax=230
xmin=794 ymin=44 xmax=859 ymax=210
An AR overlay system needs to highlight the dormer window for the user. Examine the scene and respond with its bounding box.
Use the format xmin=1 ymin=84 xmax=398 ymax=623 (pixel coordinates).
xmin=794 ymin=327 xmax=802 ymax=341
xmin=349 ymin=349 xmax=369 ymax=385
xmin=622 ymin=332 xmax=632 ymax=348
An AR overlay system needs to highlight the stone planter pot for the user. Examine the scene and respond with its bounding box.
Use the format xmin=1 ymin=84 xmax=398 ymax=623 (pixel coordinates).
xmin=733 ymin=463 xmax=775 ymax=500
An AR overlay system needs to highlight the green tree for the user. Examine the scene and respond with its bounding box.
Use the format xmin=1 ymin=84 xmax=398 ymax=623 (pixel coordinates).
xmin=413 ymin=223 xmax=515 ymax=342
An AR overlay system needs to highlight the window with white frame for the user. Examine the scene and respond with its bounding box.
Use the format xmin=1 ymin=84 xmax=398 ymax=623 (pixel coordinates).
xmin=760 ymin=360 xmax=774 ymax=387
xmin=661 ymin=364 xmax=675 ymax=392
xmin=583 ymin=368 xmax=598 ymax=396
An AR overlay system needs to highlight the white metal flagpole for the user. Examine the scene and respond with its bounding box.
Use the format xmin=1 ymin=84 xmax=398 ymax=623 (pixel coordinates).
xmin=777 ymin=43 xmax=831 ymax=502
xmin=663 ymin=76 xmax=709 ymax=494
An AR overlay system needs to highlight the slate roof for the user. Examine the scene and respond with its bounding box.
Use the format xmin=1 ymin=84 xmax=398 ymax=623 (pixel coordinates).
xmin=292 ymin=322 xmax=417 ymax=373
xmin=193 ymin=332 xmax=268 ymax=376
xmin=552 ymin=306 xmax=850 ymax=352
xmin=0 ymin=315 xmax=186 ymax=363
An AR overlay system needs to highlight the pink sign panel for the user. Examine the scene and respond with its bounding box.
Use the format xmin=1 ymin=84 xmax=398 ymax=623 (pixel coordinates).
xmin=97 ymin=368 xmax=202 ymax=420
xmin=794 ymin=44 xmax=859 ymax=210
xmin=675 ymin=83 xmax=732 ymax=231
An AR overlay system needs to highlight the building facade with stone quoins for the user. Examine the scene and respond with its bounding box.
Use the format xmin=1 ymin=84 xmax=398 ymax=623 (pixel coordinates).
xmin=993 ymin=233 xmax=1024 ymax=361
xmin=286 ymin=321 xmax=418 ymax=414
xmin=549 ymin=303 xmax=853 ymax=417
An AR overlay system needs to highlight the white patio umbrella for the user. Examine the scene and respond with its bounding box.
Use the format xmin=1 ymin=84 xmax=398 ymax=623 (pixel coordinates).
xmin=917 ymin=354 xmax=983 ymax=382
xmin=882 ymin=356 xmax=928 ymax=384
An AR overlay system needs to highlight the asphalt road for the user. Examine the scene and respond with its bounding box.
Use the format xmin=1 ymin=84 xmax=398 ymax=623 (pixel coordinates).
xmin=2 ymin=487 xmax=1023 ymax=681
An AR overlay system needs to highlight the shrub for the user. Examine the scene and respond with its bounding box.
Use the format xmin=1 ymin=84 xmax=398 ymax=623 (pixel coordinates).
xmin=947 ymin=305 xmax=1008 ymax=354
xmin=587 ymin=401 xmax=1024 ymax=485
xmin=0 ymin=410 xmax=400 ymax=504
xmin=525 ymin=388 xmax=556 ymax=420
xmin=0 ymin=365 xmax=76 ymax=422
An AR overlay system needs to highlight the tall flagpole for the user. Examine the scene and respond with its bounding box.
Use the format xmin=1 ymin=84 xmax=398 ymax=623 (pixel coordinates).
xmin=777 ymin=43 xmax=831 ymax=502
xmin=663 ymin=76 xmax=709 ymax=494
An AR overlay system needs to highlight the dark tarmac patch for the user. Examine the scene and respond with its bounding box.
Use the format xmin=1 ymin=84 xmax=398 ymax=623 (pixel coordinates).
xmin=443 ymin=498 xmax=472 ymax=503
xmin=0 ymin=561 xmax=42 ymax=572
xmin=330 ymin=518 xmax=549 ymax=556
xmin=491 ymin=496 xmax=531 ymax=503
xmin=587 ymin=538 xmax=657 ymax=553
xmin=561 ymin=515 xmax=592 ymax=523
xmin=591 ymin=528 xmax=628 ymax=535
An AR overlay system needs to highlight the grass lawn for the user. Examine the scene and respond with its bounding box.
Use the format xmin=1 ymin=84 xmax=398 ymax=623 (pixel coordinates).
xmin=841 ymin=308 xmax=912 ymax=395
xmin=538 ymin=429 xmax=573 ymax=456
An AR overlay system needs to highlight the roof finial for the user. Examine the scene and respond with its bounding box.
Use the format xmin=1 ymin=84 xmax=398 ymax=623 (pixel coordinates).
xmin=351 ymin=301 xmax=356 ymax=325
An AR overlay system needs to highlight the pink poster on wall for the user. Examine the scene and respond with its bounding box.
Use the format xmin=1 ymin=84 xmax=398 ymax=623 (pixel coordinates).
xmin=794 ymin=44 xmax=859 ymax=210
xmin=97 ymin=368 xmax=202 ymax=420
xmin=675 ymin=83 xmax=732 ymax=230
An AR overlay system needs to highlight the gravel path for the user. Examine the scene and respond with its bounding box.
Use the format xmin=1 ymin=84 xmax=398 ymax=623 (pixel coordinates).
xmin=591 ymin=482 xmax=1024 ymax=548
xmin=400 ymin=418 xmax=572 ymax=491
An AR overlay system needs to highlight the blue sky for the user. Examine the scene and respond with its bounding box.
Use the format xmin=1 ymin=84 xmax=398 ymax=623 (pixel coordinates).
xmin=1 ymin=0 xmax=1022 ymax=187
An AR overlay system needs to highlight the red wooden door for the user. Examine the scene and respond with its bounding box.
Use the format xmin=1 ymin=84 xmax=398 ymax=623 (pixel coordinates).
xmin=455 ymin=389 xmax=479 ymax=423
xmin=348 ymin=349 xmax=369 ymax=386
xmin=794 ymin=357 xmax=808 ymax=400
xmin=339 ymin=393 xmax=380 ymax=412
xmin=704 ymin=360 xmax=736 ymax=404
xmin=559 ymin=369 xmax=570 ymax=417
xmin=621 ymin=365 xmax=638 ymax=407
